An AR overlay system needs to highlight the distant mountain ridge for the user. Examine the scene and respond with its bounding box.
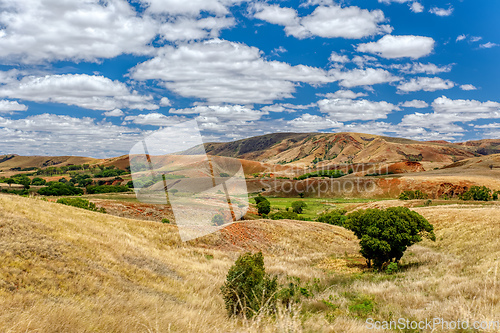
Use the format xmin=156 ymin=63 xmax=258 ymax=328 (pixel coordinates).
xmin=1 ymin=133 xmax=499 ymax=171
xmin=203 ymin=132 xmax=500 ymax=166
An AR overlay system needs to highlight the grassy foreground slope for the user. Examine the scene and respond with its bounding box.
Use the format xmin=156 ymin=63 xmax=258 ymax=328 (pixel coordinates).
xmin=0 ymin=194 xmax=360 ymax=332
xmin=1 ymin=194 xmax=499 ymax=332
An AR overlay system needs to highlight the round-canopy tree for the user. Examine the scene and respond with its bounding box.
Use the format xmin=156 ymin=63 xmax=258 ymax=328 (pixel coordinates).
xmin=344 ymin=207 xmax=436 ymax=269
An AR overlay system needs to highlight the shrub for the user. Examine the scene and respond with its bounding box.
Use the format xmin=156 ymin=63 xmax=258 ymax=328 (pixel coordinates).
xmin=278 ymin=277 xmax=312 ymax=306
xmin=31 ymin=177 xmax=47 ymax=186
xmin=254 ymin=194 xmax=268 ymax=205
xmin=349 ymin=298 xmax=374 ymax=317
xmin=344 ymin=207 xmax=435 ymax=269
xmin=56 ymin=197 xmax=106 ymax=213
xmin=459 ymin=186 xmax=493 ymax=201
xmin=291 ymin=201 xmax=307 ymax=214
xmin=385 ymin=262 xmax=398 ymax=274
xmin=211 ymin=214 xmax=225 ymax=226
xmin=38 ymin=182 xmax=84 ymax=196
xmin=257 ymin=200 xmax=271 ymax=215
xmin=317 ymin=209 xmax=348 ymax=226
xmin=493 ymin=191 xmax=499 ymax=200
xmin=161 ymin=218 xmax=170 ymax=224
xmin=269 ymin=211 xmax=299 ymax=220
xmin=221 ymin=252 xmax=277 ymax=318
xmin=398 ymin=190 xmax=428 ymax=200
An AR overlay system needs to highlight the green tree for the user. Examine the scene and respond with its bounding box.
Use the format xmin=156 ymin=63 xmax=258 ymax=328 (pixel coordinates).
xmin=254 ymin=194 xmax=268 ymax=205
xmin=12 ymin=175 xmax=31 ymax=189
xmin=38 ymin=182 xmax=83 ymax=196
xmin=31 ymin=177 xmax=47 ymax=186
xmin=344 ymin=207 xmax=436 ymax=269
xmin=317 ymin=209 xmax=347 ymax=226
xmin=257 ymin=200 xmax=271 ymax=215
xmin=221 ymin=252 xmax=277 ymax=318
xmin=291 ymin=201 xmax=307 ymax=214
xmin=459 ymin=186 xmax=492 ymax=201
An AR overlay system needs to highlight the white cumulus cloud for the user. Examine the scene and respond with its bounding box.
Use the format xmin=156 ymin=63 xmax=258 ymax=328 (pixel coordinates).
xmin=0 ymin=100 xmax=28 ymax=113
xmin=0 ymin=73 xmax=158 ymax=111
xmin=318 ymin=97 xmax=400 ymax=121
xmin=357 ymin=35 xmax=435 ymax=59
xmin=460 ymin=84 xmax=477 ymax=91
xmin=0 ymin=0 xmax=159 ymax=63
xmin=397 ymin=77 xmax=455 ymax=93
xmin=252 ymin=4 xmax=392 ymax=39
xmin=130 ymin=39 xmax=334 ymax=104
xmin=410 ymin=2 xmax=424 ymax=13
xmin=400 ymin=100 xmax=429 ymax=108
xmin=429 ymin=6 xmax=454 ymax=17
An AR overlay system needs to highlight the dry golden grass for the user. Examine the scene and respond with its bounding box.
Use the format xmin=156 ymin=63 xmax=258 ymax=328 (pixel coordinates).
xmin=1 ymin=194 xmax=499 ymax=332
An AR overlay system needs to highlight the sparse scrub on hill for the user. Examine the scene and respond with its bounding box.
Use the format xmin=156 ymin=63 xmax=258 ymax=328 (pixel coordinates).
xmin=221 ymin=252 xmax=278 ymax=318
xmin=398 ymin=190 xmax=428 ymax=200
xmin=317 ymin=209 xmax=348 ymax=226
xmin=57 ymin=197 xmax=106 ymax=213
xmin=345 ymin=207 xmax=436 ymax=269
xmin=459 ymin=185 xmax=495 ymax=201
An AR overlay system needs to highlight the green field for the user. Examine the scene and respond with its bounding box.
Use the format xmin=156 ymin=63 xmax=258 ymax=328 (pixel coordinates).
xmin=250 ymin=196 xmax=384 ymax=220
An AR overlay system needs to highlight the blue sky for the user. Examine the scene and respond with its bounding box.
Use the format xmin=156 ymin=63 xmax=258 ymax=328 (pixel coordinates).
xmin=0 ymin=0 xmax=499 ymax=157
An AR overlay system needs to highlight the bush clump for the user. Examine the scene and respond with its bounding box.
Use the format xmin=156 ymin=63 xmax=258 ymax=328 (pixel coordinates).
xmin=398 ymin=190 xmax=428 ymax=200
xmin=459 ymin=186 xmax=494 ymax=201
xmin=317 ymin=209 xmax=348 ymax=226
xmin=254 ymin=194 xmax=271 ymax=215
xmin=269 ymin=211 xmax=299 ymax=220
xmin=38 ymin=182 xmax=84 ymax=196
xmin=56 ymin=197 xmax=106 ymax=213
xmin=221 ymin=252 xmax=277 ymax=318
xmin=291 ymin=201 xmax=307 ymax=214
xmin=86 ymin=185 xmax=131 ymax=194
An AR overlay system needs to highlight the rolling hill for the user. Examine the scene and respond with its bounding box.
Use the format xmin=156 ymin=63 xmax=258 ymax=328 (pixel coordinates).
xmin=1 ymin=194 xmax=499 ymax=332
xmin=203 ymin=132 xmax=500 ymax=167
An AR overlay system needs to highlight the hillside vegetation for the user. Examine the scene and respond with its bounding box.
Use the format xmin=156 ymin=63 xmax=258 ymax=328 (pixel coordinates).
xmin=1 ymin=194 xmax=499 ymax=332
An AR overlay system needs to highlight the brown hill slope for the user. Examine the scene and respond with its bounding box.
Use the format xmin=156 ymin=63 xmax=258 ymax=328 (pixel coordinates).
xmin=204 ymin=132 xmax=497 ymax=166
xmin=0 ymin=155 xmax=99 ymax=170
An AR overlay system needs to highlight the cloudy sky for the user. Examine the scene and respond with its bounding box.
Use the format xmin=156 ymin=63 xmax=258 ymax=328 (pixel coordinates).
xmin=0 ymin=0 xmax=499 ymax=157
